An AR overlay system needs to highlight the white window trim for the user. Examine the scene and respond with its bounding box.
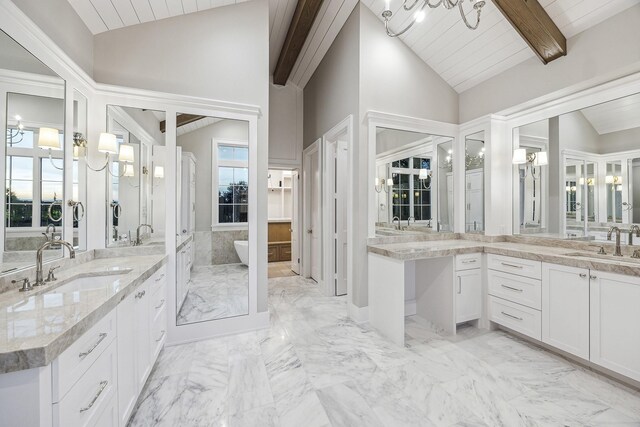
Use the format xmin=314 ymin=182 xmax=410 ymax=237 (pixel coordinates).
xmin=388 ymin=156 xmax=433 ymax=224
xmin=6 ymin=126 xmax=65 ymax=229
xmin=211 ymin=138 xmax=249 ymax=230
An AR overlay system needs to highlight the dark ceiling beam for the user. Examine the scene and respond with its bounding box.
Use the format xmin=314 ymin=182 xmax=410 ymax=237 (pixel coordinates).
xmin=273 ymin=0 xmax=324 ymax=86
xmin=492 ymin=0 xmax=566 ymax=64
xmin=160 ymin=114 xmax=206 ymax=133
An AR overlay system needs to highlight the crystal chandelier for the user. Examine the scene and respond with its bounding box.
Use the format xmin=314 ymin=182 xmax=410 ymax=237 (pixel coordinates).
xmin=382 ymin=0 xmax=485 ymax=37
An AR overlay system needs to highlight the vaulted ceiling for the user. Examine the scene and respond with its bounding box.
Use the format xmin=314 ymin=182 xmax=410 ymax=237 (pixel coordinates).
xmin=68 ymin=0 xmax=637 ymax=92
xmin=581 ymin=93 xmax=640 ymax=135
xmin=363 ymin=0 xmax=637 ymax=93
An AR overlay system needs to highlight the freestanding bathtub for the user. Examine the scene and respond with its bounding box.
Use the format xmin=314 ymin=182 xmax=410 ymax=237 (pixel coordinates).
xmin=234 ymin=240 xmax=249 ymax=266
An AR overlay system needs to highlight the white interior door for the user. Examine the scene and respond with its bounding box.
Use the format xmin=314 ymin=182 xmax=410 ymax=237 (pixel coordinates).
xmin=291 ymin=170 xmax=300 ymax=274
xmin=310 ymin=149 xmax=321 ymax=281
xmin=335 ymin=140 xmax=348 ymax=296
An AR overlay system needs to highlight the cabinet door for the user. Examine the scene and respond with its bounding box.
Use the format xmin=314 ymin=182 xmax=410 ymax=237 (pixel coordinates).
xmin=590 ymin=271 xmax=640 ymax=382
xmin=116 ymin=293 xmax=137 ymax=426
xmin=456 ymin=269 xmax=482 ymax=323
xmin=135 ymin=282 xmax=151 ymax=391
xmin=542 ymin=263 xmax=589 ymax=359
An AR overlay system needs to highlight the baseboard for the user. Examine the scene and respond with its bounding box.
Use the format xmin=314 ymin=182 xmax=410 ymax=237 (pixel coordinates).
xmin=348 ymin=303 xmax=369 ymax=323
xmin=405 ymin=299 xmax=417 ymax=316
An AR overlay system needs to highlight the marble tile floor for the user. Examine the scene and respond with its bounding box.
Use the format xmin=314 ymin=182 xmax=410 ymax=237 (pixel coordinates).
xmin=268 ymin=261 xmax=298 ymax=279
xmin=130 ymin=275 xmax=640 ymax=427
xmin=177 ymin=264 xmax=249 ymax=325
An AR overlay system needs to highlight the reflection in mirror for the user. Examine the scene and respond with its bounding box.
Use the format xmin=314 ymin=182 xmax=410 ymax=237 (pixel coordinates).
xmin=175 ymin=115 xmax=249 ymax=325
xmin=374 ymin=127 xmax=450 ymax=236
xmin=515 ymin=92 xmax=640 ymax=242
xmin=105 ymin=106 xmax=166 ymax=247
xmin=72 ymin=90 xmax=88 ymax=250
xmin=437 ymin=139 xmax=454 ymax=232
xmin=465 ymin=132 xmax=484 ymax=233
xmin=2 ymin=29 xmax=67 ymax=274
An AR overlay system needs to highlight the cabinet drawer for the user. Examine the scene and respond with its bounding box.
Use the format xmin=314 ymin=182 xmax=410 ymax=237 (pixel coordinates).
xmin=149 ymin=265 xmax=167 ymax=295
xmin=456 ymin=253 xmax=482 ymax=271
xmin=488 ymin=270 xmax=541 ymax=310
xmin=487 ymin=254 xmax=541 ymax=280
xmin=280 ymin=244 xmax=292 ymax=261
xmin=151 ymin=280 xmax=167 ymax=321
xmin=54 ymin=340 xmax=117 ymax=427
xmin=52 ymin=309 xmax=116 ymax=402
xmin=268 ymin=245 xmax=278 ymax=262
xmin=151 ymin=308 xmax=167 ymax=360
xmin=489 ymin=296 xmax=541 ymax=341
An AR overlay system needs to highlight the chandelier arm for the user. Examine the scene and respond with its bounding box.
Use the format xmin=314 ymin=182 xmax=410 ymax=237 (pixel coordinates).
xmin=384 ymin=17 xmax=419 ymax=37
xmin=459 ymin=0 xmax=482 ymax=30
xmin=403 ymin=0 xmax=421 ymax=12
xmin=425 ymin=0 xmax=444 ymax=8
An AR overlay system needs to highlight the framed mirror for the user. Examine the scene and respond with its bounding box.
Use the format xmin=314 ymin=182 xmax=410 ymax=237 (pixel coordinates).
xmin=2 ymin=29 xmax=68 ymax=274
xmin=465 ymin=131 xmax=484 ymax=233
xmin=373 ymin=127 xmax=455 ymax=236
xmin=514 ymin=92 xmax=640 ymax=242
xmin=105 ymin=106 xmax=165 ymax=247
xmin=175 ymin=114 xmax=250 ymax=325
xmin=437 ymin=139 xmax=454 ymax=232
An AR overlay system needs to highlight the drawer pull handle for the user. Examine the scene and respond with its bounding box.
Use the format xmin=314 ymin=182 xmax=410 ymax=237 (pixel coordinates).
xmin=155 ymin=274 xmax=165 ymax=282
xmin=590 ymin=275 xmax=597 ymax=280
xmin=579 ymin=273 xmax=587 ymax=278
xmin=458 ymin=277 xmax=462 ymax=294
xmin=501 ymin=262 xmax=523 ymax=269
xmin=156 ymin=330 xmax=166 ymax=342
xmin=135 ymin=290 xmax=146 ymax=299
xmin=500 ymin=284 xmax=523 ymax=293
xmin=461 ymin=259 xmax=477 ymax=264
xmin=501 ymin=311 xmax=523 ymax=321
xmin=78 ymin=333 xmax=107 ymax=359
xmin=79 ymin=380 xmax=108 ymax=413
xmin=155 ymin=299 xmax=165 ymax=309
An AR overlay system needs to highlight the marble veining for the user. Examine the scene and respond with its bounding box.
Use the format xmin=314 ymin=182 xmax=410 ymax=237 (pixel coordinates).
xmin=128 ymin=275 xmax=640 ymax=427
xmin=0 ymin=254 xmax=167 ymax=374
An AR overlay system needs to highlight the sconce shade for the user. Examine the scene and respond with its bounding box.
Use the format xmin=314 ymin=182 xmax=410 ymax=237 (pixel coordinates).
xmin=123 ymin=164 xmax=135 ymax=177
xmin=605 ymin=175 xmax=613 ymax=184
xmin=98 ymin=133 xmax=118 ymax=154
xmin=118 ymin=144 xmax=135 ymax=163
xmin=154 ymin=166 xmax=164 ymax=178
xmin=512 ymin=148 xmax=527 ymax=165
xmin=38 ymin=127 xmax=61 ymax=150
xmin=419 ymin=169 xmax=429 ymax=180
xmin=534 ymin=151 xmax=548 ymax=166
xmin=374 ymin=178 xmax=380 ymax=186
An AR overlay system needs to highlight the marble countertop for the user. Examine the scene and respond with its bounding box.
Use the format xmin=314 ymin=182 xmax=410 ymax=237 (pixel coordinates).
xmin=177 ymin=233 xmax=194 ymax=252
xmin=0 ymin=254 xmax=167 ymax=374
xmin=369 ymin=239 xmax=640 ymax=277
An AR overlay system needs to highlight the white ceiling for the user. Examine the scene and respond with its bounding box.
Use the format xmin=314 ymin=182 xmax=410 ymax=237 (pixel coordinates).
xmin=177 ymin=116 xmax=222 ymax=136
xmin=363 ymin=0 xmax=637 ymax=93
xmin=581 ymin=93 xmax=640 ymax=135
xmin=67 ymin=0 xmax=251 ymax=34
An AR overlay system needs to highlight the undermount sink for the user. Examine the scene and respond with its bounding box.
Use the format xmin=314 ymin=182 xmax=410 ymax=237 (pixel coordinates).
xmin=564 ymin=252 xmax=640 ymax=264
xmin=46 ymin=270 xmax=133 ymax=294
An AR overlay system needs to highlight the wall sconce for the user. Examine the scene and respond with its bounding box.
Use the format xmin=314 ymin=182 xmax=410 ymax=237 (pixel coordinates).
xmin=513 ymin=149 xmax=548 ymax=179
xmin=154 ymin=166 xmax=165 ymax=179
xmin=374 ymin=177 xmax=393 ymax=193
xmin=418 ymin=168 xmax=432 ymax=189
xmin=38 ymin=127 xmax=64 ymax=171
xmin=7 ymin=115 xmax=25 ymax=145
xmin=81 ymin=133 xmax=134 ymax=178
xmin=142 ymin=166 xmax=149 ymax=175
xmin=605 ymin=175 xmax=622 ymax=185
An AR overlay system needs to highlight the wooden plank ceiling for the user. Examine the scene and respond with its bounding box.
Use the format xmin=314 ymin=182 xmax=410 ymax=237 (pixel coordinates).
xmin=363 ymin=0 xmax=637 ymax=93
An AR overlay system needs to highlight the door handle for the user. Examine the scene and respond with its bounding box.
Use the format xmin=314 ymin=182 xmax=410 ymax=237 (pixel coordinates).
xmin=307 ymin=229 xmax=313 ymax=234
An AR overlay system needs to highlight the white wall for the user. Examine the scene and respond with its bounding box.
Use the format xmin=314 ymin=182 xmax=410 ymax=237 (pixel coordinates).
xmin=269 ymin=82 xmax=303 ymax=167
xmin=598 ymin=127 xmax=640 ymax=155
xmin=459 ymin=5 xmax=640 ymax=123
xmin=11 ymin=0 xmax=94 ymax=76
xmin=560 ymin=111 xmax=600 ymax=153
xmin=93 ymin=0 xmax=270 ymax=313
xmin=177 ymin=119 xmax=249 ymax=232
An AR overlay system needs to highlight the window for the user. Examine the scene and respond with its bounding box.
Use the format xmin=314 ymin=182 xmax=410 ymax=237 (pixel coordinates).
xmin=390 ymin=157 xmax=431 ymax=222
xmin=215 ymin=143 xmax=248 ymax=225
xmin=5 ymin=127 xmax=64 ymax=228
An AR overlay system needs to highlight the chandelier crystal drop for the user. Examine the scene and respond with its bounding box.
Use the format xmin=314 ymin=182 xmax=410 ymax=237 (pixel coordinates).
xmin=382 ymin=0 xmax=485 ymax=37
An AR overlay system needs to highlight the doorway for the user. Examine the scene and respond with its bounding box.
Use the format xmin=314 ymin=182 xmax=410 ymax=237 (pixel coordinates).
xmin=303 ymin=141 xmax=322 ymax=284
xmin=267 ymin=168 xmax=300 ymax=278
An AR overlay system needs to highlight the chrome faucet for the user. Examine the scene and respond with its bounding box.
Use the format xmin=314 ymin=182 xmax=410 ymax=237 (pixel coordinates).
xmin=36 ymin=240 xmax=75 ymax=286
xmin=392 ymin=216 xmax=400 ymax=230
xmin=607 ymin=226 xmax=623 ymax=257
xmin=629 ymin=225 xmax=640 ymax=246
xmin=407 ymin=216 xmax=415 ymax=228
xmin=45 ymin=224 xmax=56 ymax=235
xmin=135 ymin=224 xmax=154 ymax=246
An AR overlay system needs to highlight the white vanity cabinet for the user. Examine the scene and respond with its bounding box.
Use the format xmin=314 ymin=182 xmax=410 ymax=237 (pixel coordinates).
xmin=590 ymin=270 xmax=640 ymax=382
xmin=455 ymin=253 xmax=482 ymax=323
xmin=541 ymin=263 xmax=590 ymax=359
